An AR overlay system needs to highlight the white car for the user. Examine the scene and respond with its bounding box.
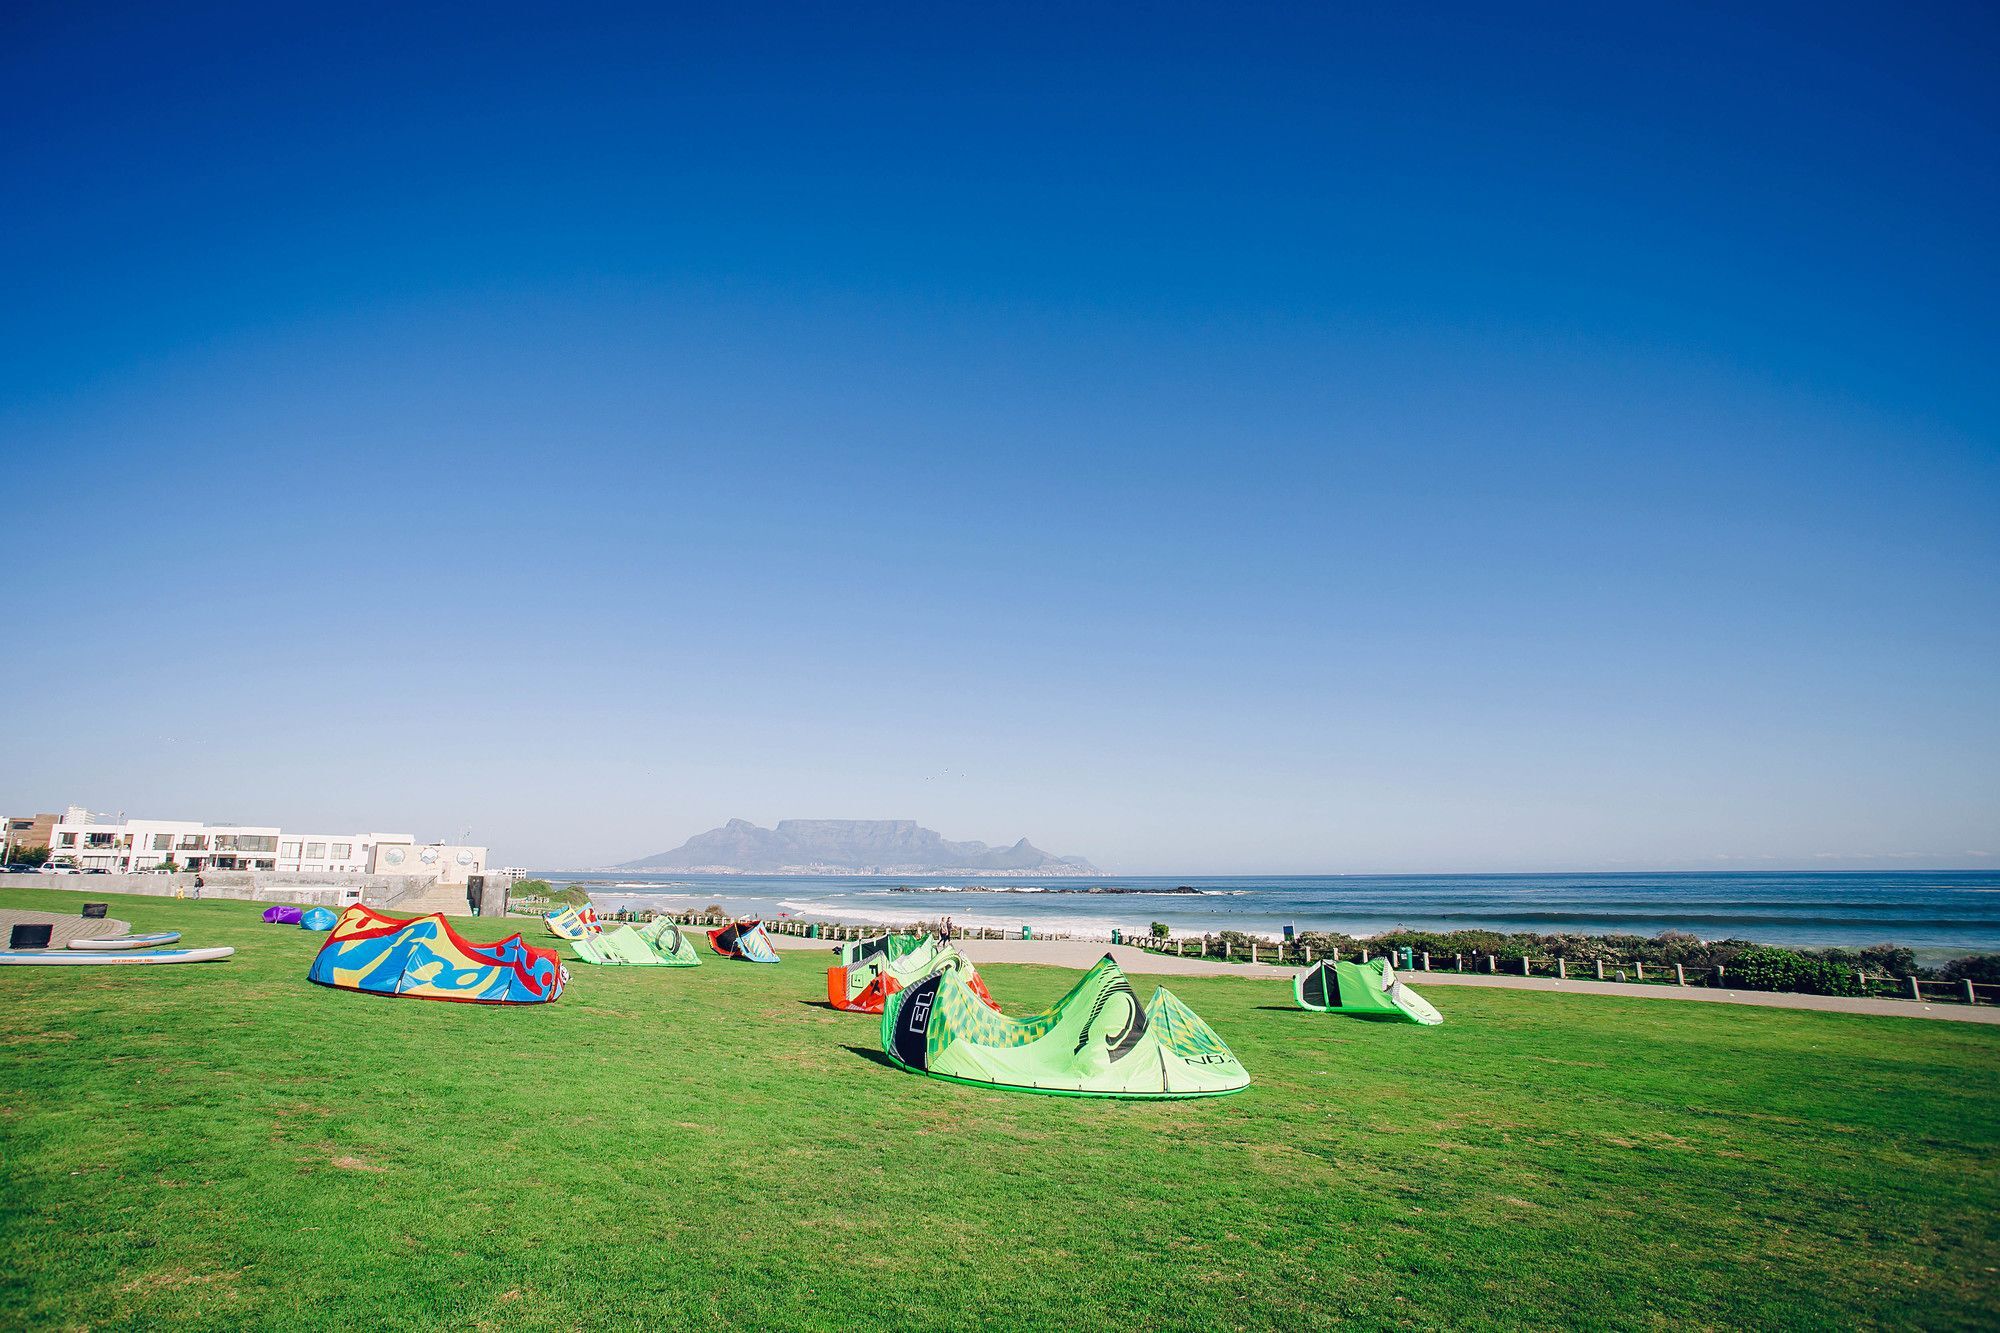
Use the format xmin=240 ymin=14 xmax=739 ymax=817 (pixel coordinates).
xmin=39 ymin=862 xmax=82 ymax=875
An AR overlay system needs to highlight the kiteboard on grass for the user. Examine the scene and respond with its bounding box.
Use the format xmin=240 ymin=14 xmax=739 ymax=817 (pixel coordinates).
xmin=67 ymin=932 xmax=183 ymax=951
xmin=0 ymin=946 xmax=234 ymax=965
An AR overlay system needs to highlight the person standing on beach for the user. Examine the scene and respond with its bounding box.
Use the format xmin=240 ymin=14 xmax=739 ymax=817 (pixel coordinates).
xmin=942 ymin=916 xmax=954 ymax=944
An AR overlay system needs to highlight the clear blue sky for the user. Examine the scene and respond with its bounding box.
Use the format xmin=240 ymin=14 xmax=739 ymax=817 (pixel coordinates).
xmin=3 ymin=3 xmax=1995 ymax=872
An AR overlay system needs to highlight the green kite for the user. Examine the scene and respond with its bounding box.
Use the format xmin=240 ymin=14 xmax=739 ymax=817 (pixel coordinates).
xmin=881 ymin=955 xmax=1249 ymax=1098
xmin=1294 ymin=958 xmax=1442 ymax=1025
xmin=834 ymin=932 xmax=929 ymax=970
xmin=570 ymin=922 xmax=690 ymax=967
xmin=635 ymin=918 xmax=702 ymax=966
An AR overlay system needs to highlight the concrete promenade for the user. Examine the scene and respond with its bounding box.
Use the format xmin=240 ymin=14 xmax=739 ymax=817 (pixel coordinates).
xmin=766 ymin=930 xmax=2000 ymax=1025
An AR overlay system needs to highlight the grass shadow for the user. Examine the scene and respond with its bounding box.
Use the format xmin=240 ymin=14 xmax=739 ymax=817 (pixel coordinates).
xmin=843 ymin=1045 xmax=899 ymax=1070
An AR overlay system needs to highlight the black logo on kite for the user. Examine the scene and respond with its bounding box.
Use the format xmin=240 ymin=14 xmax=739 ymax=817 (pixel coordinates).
xmin=892 ymin=973 xmax=943 ymax=1071
xmin=1075 ymin=976 xmax=1148 ymax=1062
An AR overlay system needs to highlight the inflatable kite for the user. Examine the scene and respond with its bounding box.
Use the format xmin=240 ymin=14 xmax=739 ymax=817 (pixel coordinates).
xmin=635 ymin=918 xmax=701 ymax=966
xmin=570 ymin=921 xmax=698 ymax=967
xmin=544 ymin=905 xmax=601 ymax=940
xmin=834 ymin=932 xmax=928 ymax=970
xmin=828 ymin=934 xmax=998 ymax=1014
xmin=300 ymin=907 xmax=337 ymax=931
xmin=708 ymin=920 xmax=780 ymax=962
xmin=262 ymin=905 xmax=304 ymax=924
xmin=881 ymin=955 xmax=1249 ymax=1098
xmin=308 ymin=905 xmax=567 ymax=1004
xmin=1294 ymin=958 xmax=1442 ymax=1025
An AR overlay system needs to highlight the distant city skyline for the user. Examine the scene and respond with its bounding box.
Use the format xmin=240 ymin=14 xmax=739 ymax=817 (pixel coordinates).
xmin=3 ymin=5 xmax=1994 ymax=874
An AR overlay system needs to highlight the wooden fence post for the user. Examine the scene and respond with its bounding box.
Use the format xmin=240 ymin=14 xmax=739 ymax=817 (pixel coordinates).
xmin=1225 ymin=942 xmax=1232 ymax=960
xmin=1594 ymin=959 xmax=1604 ymax=981
xmin=1716 ymin=964 xmax=1725 ymax=985
xmin=1486 ymin=954 xmax=1496 ymax=974
xmin=1556 ymin=958 xmax=1566 ymax=979
xmin=1675 ymin=964 xmax=1686 ymax=986
xmin=1250 ymin=943 xmax=1259 ymax=964
xmin=1520 ymin=955 xmax=1531 ymax=977
xmin=1421 ymin=951 xmax=1430 ymax=971
xmin=1635 ymin=961 xmax=1645 ymax=982
xmin=1909 ymin=975 xmax=1922 ymax=1001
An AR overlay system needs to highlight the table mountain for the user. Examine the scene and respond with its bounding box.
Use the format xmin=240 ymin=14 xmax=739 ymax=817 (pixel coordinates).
xmin=620 ymin=819 xmax=1099 ymax=874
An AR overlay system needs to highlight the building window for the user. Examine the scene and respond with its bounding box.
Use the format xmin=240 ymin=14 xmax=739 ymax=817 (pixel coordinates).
xmin=281 ymin=841 xmax=300 ymax=857
xmin=153 ymin=833 xmax=172 ymax=851
xmin=239 ymin=835 xmax=276 ymax=854
xmin=177 ymin=836 xmax=207 ymax=850
xmin=331 ymin=842 xmax=352 ymax=859
xmin=58 ymin=833 xmax=76 ymax=847
xmin=305 ymin=842 xmax=326 ymax=859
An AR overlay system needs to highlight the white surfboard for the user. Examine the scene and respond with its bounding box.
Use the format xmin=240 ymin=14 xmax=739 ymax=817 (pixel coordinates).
xmin=0 ymin=946 xmax=234 ymax=965
xmin=67 ymin=932 xmax=183 ymax=951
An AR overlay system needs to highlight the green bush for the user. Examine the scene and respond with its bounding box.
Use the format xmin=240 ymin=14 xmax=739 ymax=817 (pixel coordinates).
xmin=1150 ymin=921 xmax=1170 ymax=938
xmin=1940 ymin=955 xmax=2000 ymax=986
xmin=1730 ymin=946 xmax=1864 ymax=997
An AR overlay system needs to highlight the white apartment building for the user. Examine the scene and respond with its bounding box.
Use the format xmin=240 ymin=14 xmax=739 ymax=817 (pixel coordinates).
xmin=276 ymin=832 xmax=413 ymax=876
xmin=44 ymin=807 xmax=486 ymax=880
xmin=368 ymin=841 xmax=489 ymax=885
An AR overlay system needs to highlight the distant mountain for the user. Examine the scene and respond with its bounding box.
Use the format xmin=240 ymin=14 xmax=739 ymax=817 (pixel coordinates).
xmin=620 ymin=819 xmax=1100 ymax=875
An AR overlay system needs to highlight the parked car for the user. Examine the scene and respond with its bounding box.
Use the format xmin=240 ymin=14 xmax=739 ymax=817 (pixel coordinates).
xmin=1 ymin=863 xmax=42 ymax=874
xmin=39 ymin=862 xmax=82 ymax=875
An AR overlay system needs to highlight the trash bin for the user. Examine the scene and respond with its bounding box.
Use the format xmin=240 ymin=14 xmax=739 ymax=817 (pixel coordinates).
xmin=1283 ymin=923 xmax=1295 ymax=941
xmin=1021 ymin=925 xmax=1032 ymax=940
xmin=807 ymin=923 xmax=820 ymax=939
xmin=1111 ymin=928 xmax=1123 ymax=945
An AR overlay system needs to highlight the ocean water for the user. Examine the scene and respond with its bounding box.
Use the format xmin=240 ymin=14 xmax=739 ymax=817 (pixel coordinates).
xmin=533 ymin=869 xmax=2000 ymax=962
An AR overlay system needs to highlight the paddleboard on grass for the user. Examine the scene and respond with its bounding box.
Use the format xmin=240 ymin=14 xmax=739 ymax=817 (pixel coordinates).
xmin=0 ymin=947 xmax=234 ymax=966
xmin=67 ymin=932 xmax=183 ymax=951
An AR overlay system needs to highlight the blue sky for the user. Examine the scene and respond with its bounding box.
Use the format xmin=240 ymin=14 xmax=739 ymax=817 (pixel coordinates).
xmin=2 ymin=2 xmax=1995 ymax=871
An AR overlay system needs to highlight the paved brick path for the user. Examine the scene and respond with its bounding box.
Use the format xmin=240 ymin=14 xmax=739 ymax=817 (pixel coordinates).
xmin=0 ymin=907 xmax=132 ymax=948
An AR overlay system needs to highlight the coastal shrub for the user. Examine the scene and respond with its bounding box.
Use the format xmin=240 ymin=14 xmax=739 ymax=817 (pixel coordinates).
xmin=1939 ymin=955 xmax=2000 ymax=986
xmin=1150 ymin=922 xmax=1170 ymax=938
xmin=1858 ymin=944 xmax=1918 ymax=976
xmin=1730 ymin=946 xmax=1863 ymax=997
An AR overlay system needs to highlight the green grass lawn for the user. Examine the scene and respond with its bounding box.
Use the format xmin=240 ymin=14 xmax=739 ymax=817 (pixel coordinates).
xmin=3 ymin=888 xmax=1997 ymax=1330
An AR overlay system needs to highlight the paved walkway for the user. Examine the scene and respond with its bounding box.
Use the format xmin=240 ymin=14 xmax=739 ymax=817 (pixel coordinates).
xmin=766 ymin=931 xmax=2000 ymax=1025
xmin=0 ymin=907 xmax=132 ymax=947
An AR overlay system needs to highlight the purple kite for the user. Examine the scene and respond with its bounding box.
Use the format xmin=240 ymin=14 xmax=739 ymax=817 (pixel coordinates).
xmin=261 ymin=905 xmax=304 ymax=924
